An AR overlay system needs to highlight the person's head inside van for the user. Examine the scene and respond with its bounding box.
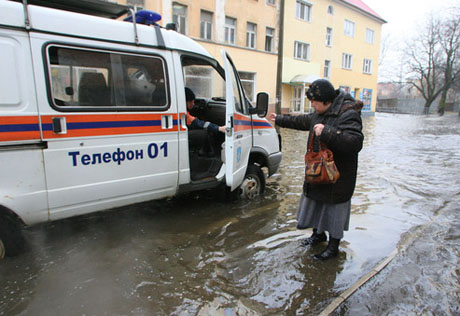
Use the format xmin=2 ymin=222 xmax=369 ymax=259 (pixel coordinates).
xmin=184 ymin=87 xmax=225 ymax=134
xmin=185 ymin=87 xmax=195 ymax=111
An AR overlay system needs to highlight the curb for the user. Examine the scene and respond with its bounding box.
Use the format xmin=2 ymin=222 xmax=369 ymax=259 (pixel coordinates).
xmin=318 ymin=249 xmax=398 ymax=316
xmin=319 ymin=201 xmax=450 ymax=315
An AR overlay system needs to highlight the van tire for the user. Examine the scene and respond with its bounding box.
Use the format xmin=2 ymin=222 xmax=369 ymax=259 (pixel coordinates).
xmin=0 ymin=240 xmax=5 ymax=259
xmin=0 ymin=215 xmax=26 ymax=258
xmin=239 ymin=164 xmax=265 ymax=200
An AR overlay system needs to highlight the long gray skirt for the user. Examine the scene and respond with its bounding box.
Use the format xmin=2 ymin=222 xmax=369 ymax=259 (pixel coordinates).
xmin=296 ymin=194 xmax=351 ymax=239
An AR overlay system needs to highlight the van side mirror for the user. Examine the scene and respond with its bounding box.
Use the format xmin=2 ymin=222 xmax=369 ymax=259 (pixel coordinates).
xmin=251 ymin=92 xmax=268 ymax=117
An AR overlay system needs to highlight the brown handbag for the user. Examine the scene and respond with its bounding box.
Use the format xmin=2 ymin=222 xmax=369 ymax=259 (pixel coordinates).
xmin=304 ymin=132 xmax=340 ymax=184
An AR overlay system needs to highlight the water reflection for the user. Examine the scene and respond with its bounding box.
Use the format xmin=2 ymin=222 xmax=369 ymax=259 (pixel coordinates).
xmin=1 ymin=113 xmax=459 ymax=315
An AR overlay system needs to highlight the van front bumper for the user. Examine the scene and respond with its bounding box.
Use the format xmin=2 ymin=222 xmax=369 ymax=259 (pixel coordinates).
xmin=267 ymin=151 xmax=282 ymax=176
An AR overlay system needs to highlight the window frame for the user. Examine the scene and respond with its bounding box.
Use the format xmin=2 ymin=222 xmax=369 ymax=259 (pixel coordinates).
xmin=363 ymin=58 xmax=373 ymax=74
xmin=342 ymin=53 xmax=353 ymax=70
xmin=291 ymin=86 xmax=303 ymax=113
xmin=326 ymin=27 xmax=333 ymax=46
xmin=324 ymin=59 xmax=331 ymax=78
xmin=224 ymin=16 xmax=237 ymax=45
xmin=296 ymin=0 xmax=312 ymax=22
xmin=265 ymin=27 xmax=274 ymax=52
xmin=246 ymin=22 xmax=257 ymax=49
xmin=45 ymin=44 xmax=170 ymax=112
xmin=172 ymin=2 xmax=188 ymax=35
xmin=294 ymin=41 xmax=310 ymax=61
xmin=365 ymin=28 xmax=375 ymax=44
xmin=200 ymin=10 xmax=213 ymax=40
xmin=344 ymin=19 xmax=355 ymax=37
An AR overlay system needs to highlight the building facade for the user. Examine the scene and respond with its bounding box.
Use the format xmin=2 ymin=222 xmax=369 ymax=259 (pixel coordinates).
xmin=280 ymin=0 xmax=385 ymax=114
xmin=117 ymin=0 xmax=384 ymax=114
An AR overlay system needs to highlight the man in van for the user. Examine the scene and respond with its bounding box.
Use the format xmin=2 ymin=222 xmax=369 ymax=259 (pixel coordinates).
xmin=185 ymin=87 xmax=225 ymax=158
xmin=185 ymin=87 xmax=225 ymax=134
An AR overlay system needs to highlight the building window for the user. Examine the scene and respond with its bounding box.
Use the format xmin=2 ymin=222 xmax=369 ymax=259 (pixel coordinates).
xmin=363 ymin=58 xmax=372 ymax=74
xmin=327 ymin=5 xmax=334 ymax=14
xmin=326 ymin=27 xmax=333 ymax=46
xmin=224 ymin=17 xmax=236 ymax=45
xmin=239 ymin=72 xmax=256 ymax=101
xmin=267 ymin=0 xmax=275 ymax=5
xmin=246 ymin=22 xmax=257 ymax=49
xmin=296 ymin=0 xmax=312 ymax=22
xmin=294 ymin=41 xmax=310 ymax=60
xmin=173 ymin=3 xmax=187 ymax=35
xmin=324 ymin=60 xmax=331 ymax=78
xmin=292 ymin=86 xmax=302 ymax=112
xmin=265 ymin=27 xmax=274 ymax=52
xmin=344 ymin=19 xmax=355 ymax=37
xmin=365 ymin=28 xmax=375 ymax=44
xmin=200 ymin=11 xmax=213 ymax=40
xmin=342 ymin=53 xmax=353 ymax=70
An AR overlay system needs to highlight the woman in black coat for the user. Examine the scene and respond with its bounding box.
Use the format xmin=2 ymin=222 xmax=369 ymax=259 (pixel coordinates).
xmin=269 ymin=79 xmax=364 ymax=260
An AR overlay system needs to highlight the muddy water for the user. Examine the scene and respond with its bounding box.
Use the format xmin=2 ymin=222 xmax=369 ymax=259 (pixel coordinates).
xmin=1 ymin=113 xmax=459 ymax=315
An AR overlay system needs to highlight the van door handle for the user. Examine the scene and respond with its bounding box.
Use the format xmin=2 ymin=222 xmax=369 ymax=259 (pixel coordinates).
xmin=161 ymin=115 xmax=173 ymax=129
xmin=52 ymin=117 xmax=67 ymax=134
xmin=180 ymin=113 xmax=187 ymax=129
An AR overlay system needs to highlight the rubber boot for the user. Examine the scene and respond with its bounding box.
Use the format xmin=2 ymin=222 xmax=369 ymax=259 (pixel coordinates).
xmin=301 ymin=228 xmax=327 ymax=246
xmin=313 ymin=238 xmax=340 ymax=260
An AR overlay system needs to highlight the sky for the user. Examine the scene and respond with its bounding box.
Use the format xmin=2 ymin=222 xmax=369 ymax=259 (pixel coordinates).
xmin=361 ymin=0 xmax=460 ymax=81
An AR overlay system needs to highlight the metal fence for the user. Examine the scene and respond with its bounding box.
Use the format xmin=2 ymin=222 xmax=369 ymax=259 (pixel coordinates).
xmin=377 ymin=98 xmax=459 ymax=115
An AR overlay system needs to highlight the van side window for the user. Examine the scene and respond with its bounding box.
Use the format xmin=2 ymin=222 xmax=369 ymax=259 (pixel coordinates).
xmin=182 ymin=58 xmax=225 ymax=100
xmin=0 ymin=39 xmax=22 ymax=109
xmin=182 ymin=56 xmax=245 ymax=114
xmin=47 ymin=46 xmax=168 ymax=110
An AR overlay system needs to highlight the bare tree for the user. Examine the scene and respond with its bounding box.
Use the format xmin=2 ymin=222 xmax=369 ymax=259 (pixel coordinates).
xmin=405 ymin=9 xmax=460 ymax=115
xmin=405 ymin=16 xmax=444 ymax=114
xmin=437 ymin=10 xmax=460 ymax=115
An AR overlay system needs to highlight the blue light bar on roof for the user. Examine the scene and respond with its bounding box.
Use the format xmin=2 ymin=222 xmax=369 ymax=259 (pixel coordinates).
xmin=124 ymin=10 xmax=162 ymax=25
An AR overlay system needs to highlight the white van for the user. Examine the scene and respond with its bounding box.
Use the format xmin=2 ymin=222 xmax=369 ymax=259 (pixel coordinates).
xmin=0 ymin=0 xmax=281 ymax=257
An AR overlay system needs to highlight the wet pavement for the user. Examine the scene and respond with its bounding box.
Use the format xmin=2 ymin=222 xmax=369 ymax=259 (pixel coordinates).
xmin=1 ymin=113 xmax=460 ymax=315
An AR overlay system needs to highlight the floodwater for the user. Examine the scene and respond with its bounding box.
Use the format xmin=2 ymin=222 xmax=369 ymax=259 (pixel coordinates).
xmin=1 ymin=113 xmax=459 ymax=315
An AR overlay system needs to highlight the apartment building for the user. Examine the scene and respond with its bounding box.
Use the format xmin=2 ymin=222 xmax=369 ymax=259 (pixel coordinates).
xmin=281 ymin=0 xmax=385 ymax=114
xmin=117 ymin=0 xmax=384 ymax=114
xmin=118 ymin=0 xmax=279 ymax=105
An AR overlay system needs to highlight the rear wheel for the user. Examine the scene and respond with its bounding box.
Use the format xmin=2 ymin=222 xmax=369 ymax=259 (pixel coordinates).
xmin=0 ymin=215 xmax=25 ymax=258
xmin=0 ymin=240 xmax=5 ymax=259
xmin=239 ymin=164 xmax=265 ymax=200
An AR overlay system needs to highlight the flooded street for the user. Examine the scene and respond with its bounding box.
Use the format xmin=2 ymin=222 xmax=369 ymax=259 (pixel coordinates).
xmin=1 ymin=113 xmax=460 ymax=315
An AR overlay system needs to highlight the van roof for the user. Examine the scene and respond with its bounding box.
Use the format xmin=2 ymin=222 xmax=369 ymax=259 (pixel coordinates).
xmin=4 ymin=0 xmax=214 ymax=60
xmin=11 ymin=0 xmax=129 ymax=19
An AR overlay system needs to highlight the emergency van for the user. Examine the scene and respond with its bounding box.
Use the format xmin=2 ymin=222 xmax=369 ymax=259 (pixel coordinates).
xmin=0 ymin=0 xmax=282 ymax=257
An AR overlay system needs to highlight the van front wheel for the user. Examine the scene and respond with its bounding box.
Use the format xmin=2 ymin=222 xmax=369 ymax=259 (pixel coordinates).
xmin=239 ymin=164 xmax=265 ymax=200
xmin=0 ymin=215 xmax=25 ymax=258
xmin=0 ymin=239 xmax=5 ymax=259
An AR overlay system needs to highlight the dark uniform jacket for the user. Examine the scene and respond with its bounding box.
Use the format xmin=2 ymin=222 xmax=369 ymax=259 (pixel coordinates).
xmin=275 ymin=91 xmax=364 ymax=203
